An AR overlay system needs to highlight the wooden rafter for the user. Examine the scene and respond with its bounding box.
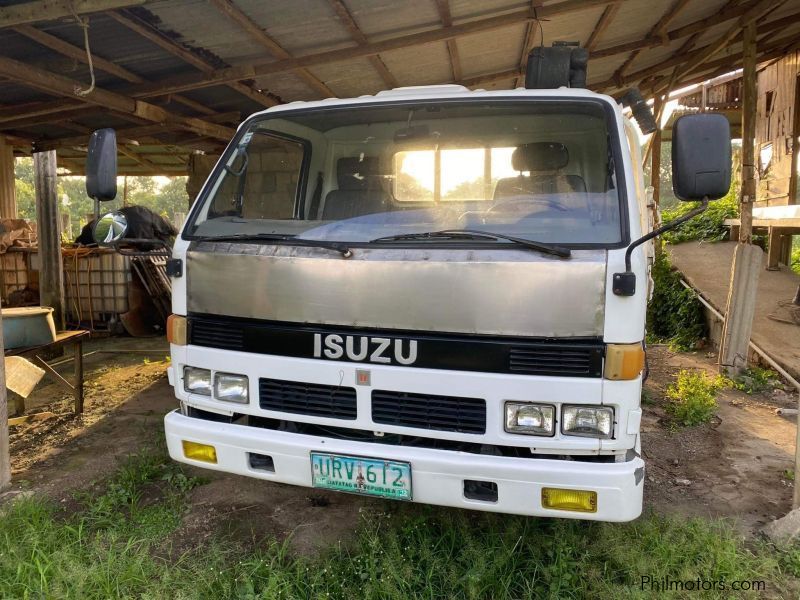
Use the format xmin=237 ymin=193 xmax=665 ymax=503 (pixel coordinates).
xmin=0 ymin=0 xmax=145 ymax=28
xmin=594 ymin=9 xmax=799 ymax=93
xmin=207 ymin=0 xmax=335 ymax=98
xmin=12 ymin=24 xmax=217 ymax=116
xmin=592 ymin=0 xmax=766 ymax=59
xmin=585 ymin=2 xmax=621 ymax=52
xmin=514 ymin=2 xmax=543 ymax=89
xmin=125 ymin=0 xmax=617 ymax=98
xmin=108 ymin=10 xmax=280 ymax=108
xmin=0 ymin=55 xmax=234 ymax=141
xmin=433 ymin=0 xmax=462 ymax=82
xmin=327 ymin=0 xmax=398 ymax=89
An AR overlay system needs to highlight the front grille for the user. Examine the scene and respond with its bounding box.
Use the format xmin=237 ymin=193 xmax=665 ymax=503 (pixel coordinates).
xmin=371 ymin=390 xmax=486 ymax=434
xmin=190 ymin=319 xmax=245 ymax=351
xmin=259 ymin=378 xmax=357 ymax=419
xmin=509 ymin=346 xmax=603 ymax=377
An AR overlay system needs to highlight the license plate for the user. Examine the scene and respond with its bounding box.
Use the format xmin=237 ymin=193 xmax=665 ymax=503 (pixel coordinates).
xmin=310 ymin=452 xmax=412 ymax=500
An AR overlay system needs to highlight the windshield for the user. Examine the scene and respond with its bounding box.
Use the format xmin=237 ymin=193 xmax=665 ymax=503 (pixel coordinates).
xmin=186 ymin=100 xmax=624 ymax=246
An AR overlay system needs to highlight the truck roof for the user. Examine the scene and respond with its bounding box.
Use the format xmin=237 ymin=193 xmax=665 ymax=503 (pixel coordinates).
xmin=247 ymin=84 xmax=617 ymax=121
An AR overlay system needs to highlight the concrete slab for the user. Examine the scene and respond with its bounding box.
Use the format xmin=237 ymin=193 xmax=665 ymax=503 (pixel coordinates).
xmin=669 ymin=241 xmax=800 ymax=380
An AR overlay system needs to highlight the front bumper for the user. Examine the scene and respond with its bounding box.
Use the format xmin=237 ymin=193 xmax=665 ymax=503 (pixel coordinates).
xmin=165 ymin=410 xmax=644 ymax=521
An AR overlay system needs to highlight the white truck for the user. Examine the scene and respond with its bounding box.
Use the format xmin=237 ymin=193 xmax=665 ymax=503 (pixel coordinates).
xmin=89 ymin=55 xmax=730 ymax=521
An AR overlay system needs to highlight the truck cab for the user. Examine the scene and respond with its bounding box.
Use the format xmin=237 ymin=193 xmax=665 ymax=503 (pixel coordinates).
xmin=124 ymin=82 xmax=729 ymax=522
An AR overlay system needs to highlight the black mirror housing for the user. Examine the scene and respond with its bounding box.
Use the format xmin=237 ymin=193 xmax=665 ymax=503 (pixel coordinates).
xmin=85 ymin=128 xmax=118 ymax=201
xmin=671 ymin=113 xmax=731 ymax=201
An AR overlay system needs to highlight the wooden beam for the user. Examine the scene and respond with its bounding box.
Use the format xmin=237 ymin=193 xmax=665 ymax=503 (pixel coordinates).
xmin=585 ymin=3 xmax=620 ymax=52
xmin=34 ymin=149 xmax=65 ymax=329
xmin=207 ymin=0 xmax=334 ymax=98
xmin=671 ymin=0 xmax=774 ymax=87
xmin=591 ymin=0 xmax=767 ymax=59
xmin=328 ymin=0 xmax=398 ymax=89
xmin=433 ymin=0 xmax=462 ymax=81
xmin=515 ymin=2 xmax=543 ymax=88
xmin=612 ymin=0 xmax=693 ymax=81
xmin=127 ymin=0 xmax=618 ymax=97
xmin=108 ymin=10 xmax=280 ymax=108
xmin=0 ymin=136 xmax=17 ymax=218
xmin=593 ymin=13 xmax=799 ymax=93
xmin=14 ymin=24 xmax=217 ymax=116
xmin=0 ymin=55 xmax=234 ymax=141
xmin=0 ymin=0 xmax=145 ymax=28
xmin=739 ymin=21 xmax=757 ymax=243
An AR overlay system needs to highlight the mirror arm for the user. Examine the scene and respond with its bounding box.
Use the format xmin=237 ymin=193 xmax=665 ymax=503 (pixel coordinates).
xmin=613 ymin=197 xmax=709 ymax=296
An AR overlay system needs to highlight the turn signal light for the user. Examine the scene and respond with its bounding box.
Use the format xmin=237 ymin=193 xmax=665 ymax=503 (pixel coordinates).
xmin=604 ymin=343 xmax=645 ymax=380
xmin=541 ymin=487 xmax=597 ymax=513
xmin=182 ymin=440 xmax=217 ymax=464
xmin=167 ymin=315 xmax=187 ymax=345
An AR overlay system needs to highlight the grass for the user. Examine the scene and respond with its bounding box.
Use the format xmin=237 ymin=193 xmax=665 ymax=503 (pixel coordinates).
xmin=665 ymin=369 xmax=728 ymax=427
xmin=1 ymin=447 xmax=799 ymax=599
xmin=731 ymin=366 xmax=782 ymax=395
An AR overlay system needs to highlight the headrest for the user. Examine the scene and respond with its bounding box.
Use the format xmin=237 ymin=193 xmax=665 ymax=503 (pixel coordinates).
xmin=337 ymin=156 xmax=380 ymax=190
xmin=511 ymin=142 xmax=570 ymax=172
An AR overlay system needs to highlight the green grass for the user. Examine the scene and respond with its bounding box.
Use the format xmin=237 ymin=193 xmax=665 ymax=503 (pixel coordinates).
xmin=731 ymin=366 xmax=782 ymax=395
xmin=1 ymin=447 xmax=799 ymax=599
xmin=665 ymin=369 xmax=728 ymax=427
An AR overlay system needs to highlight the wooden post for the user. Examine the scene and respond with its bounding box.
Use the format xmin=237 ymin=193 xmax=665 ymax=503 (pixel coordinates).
xmin=739 ymin=22 xmax=757 ymax=245
xmin=720 ymin=21 xmax=761 ymax=377
xmin=34 ymin=150 xmax=65 ymax=330
xmin=0 ymin=136 xmax=16 ymax=219
xmin=650 ymin=93 xmax=664 ymax=255
xmin=0 ymin=298 xmax=9 ymax=492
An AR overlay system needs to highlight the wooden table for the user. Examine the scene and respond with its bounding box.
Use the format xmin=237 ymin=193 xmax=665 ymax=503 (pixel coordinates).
xmin=6 ymin=330 xmax=89 ymax=415
xmin=725 ymin=218 xmax=800 ymax=270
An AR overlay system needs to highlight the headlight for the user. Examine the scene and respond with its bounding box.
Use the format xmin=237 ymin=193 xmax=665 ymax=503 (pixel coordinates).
xmin=504 ymin=402 xmax=555 ymax=436
xmin=214 ymin=372 xmax=249 ymax=404
xmin=183 ymin=367 xmax=211 ymax=396
xmin=562 ymin=405 xmax=614 ymax=438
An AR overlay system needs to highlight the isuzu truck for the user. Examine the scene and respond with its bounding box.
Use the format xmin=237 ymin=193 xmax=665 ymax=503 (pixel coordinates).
xmin=90 ymin=49 xmax=731 ymax=521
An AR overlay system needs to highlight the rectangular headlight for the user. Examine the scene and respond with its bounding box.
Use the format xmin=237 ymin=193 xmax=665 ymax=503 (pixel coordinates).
xmin=214 ymin=372 xmax=249 ymax=404
xmin=562 ymin=405 xmax=614 ymax=438
xmin=183 ymin=367 xmax=211 ymax=396
xmin=504 ymin=402 xmax=555 ymax=436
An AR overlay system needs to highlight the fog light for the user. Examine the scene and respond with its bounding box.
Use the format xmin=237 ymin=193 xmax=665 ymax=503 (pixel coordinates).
xmin=562 ymin=405 xmax=614 ymax=438
xmin=214 ymin=372 xmax=249 ymax=404
xmin=504 ymin=402 xmax=555 ymax=436
xmin=542 ymin=487 xmax=597 ymax=513
xmin=182 ymin=440 xmax=217 ymax=463
xmin=183 ymin=367 xmax=211 ymax=396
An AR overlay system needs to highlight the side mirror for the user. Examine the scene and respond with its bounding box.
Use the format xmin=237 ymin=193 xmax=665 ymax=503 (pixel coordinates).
xmin=86 ymin=128 xmax=118 ymax=201
xmin=93 ymin=211 xmax=128 ymax=245
xmin=672 ymin=113 xmax=731 ymax=201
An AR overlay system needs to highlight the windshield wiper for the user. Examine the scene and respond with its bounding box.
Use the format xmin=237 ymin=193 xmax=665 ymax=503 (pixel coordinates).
xmin=194 ymin=233 xmax=352 ymax=257
xmin=369 ymin=229 xmax=571 ymax=258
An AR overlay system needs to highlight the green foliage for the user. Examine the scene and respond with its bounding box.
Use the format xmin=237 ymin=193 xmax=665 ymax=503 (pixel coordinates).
xmin=792 ymin=238 xmax=800 ymax=276
xmin=731 ymin=366 xmax=782 ymax=395
xmin=13 ymin=158 xmax=189 ymax=240
xmin=666 ymin=369 xmax=728 ymax=426
xmin=660 ymin=186 xmax=740 ymax=244
xmin=647 ymin=249 xmax=706 ymax=351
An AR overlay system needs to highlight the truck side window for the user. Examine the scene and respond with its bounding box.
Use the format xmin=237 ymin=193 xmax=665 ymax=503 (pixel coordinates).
xmin=210 ymin=133 xmax=305 ymax=220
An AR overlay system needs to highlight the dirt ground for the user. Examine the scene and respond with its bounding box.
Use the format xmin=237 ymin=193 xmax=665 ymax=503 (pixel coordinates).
xmin=5 ymin=336 xmax=798 ymax=554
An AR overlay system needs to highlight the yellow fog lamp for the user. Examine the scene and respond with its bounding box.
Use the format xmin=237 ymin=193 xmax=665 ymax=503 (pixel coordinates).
xmin=604 ymin=343 xmax=645 ymax=380
xmin=541 ymin=487 xmax=597 ymax=513
xmin=182 ymin=440 xmax=217 ymax=464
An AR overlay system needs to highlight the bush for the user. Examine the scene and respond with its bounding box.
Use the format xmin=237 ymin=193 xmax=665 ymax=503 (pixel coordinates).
xmin=660 ymin=186 xmax=739 ymax=244
xmin=732 ymin=366 xmax=782 ymax=395
xmin=647 ymin=249 xmax=706 ymax=351
xmin=665 ymin=369 xmax=727 ymax=426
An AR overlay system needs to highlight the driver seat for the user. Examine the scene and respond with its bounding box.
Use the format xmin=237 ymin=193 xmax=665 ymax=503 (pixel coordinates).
xmin=322 ymin=156 xmax=391 ymax=220
xmin=493 ymin=143 xmax=586 ymax=209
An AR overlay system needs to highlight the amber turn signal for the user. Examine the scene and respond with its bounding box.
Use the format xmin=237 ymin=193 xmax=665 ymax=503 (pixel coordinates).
xmin=182 ymin=440 xmax=217 ymax=464
xmin=167 ymin=314 xmax=187 ymax=345
xmin=604 ymin=343 xmax=645 ymax=380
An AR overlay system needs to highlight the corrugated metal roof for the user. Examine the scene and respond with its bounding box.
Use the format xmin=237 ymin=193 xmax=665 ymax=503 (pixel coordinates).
xmin=0 ymin=0 xmax=797 ymax=173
